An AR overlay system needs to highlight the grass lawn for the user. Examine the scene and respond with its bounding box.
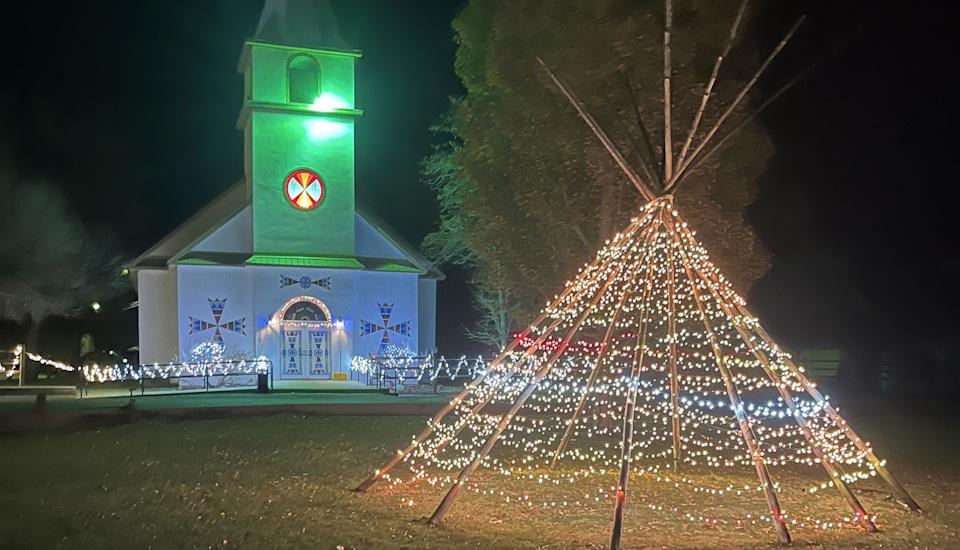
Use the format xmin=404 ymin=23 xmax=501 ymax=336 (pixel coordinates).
xmin=1 ymin=408 xmax=958 ymax=549
xmin=0 ymin=390 xmax=450 ymax=414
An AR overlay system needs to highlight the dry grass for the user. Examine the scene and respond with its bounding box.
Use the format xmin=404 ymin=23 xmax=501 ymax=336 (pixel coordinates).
xmin=0 ymin=412 xmax=957 ymax=549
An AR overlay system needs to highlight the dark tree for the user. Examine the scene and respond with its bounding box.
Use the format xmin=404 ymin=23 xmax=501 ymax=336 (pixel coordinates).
xmin=424 ymin=0 xmax=775 ymax=344
xmin=0 ymin=168 xmax=126 ymax=375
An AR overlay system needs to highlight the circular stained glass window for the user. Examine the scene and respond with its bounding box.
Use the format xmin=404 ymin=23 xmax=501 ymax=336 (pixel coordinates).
xmin=284 ymin=168 xmax=325 ymax=210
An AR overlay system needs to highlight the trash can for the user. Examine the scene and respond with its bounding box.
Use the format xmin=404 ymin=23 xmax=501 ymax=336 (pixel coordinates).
xmin=257 ymin=372 xmax=269 ymax=393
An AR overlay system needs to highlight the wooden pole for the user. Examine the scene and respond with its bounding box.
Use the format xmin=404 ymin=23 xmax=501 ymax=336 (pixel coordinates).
xmin=671 ymin=224 xmax=877 ymax=532
xmin=609 ymin=257 xmax=656 ymax=550
xmin=676 ymin=26 xmax=863 ymax=185
xmin=781 ymin=359 xmax=922 ymax=512
xmin=441 ymin=221 xmax=661 ymax=460
xmin=622 ymin=72 xmax=663 ymax=187
xmin=662 ymin=0 xmax=674 ymax=182
xmin=354 ymin=220 xmax=644 ymax=492
xmin=665 ymin=16 xmax=805 ymax=193
xmin=390 ymin=224 xmax=656 ymax=487
xmin=551 ymin=222 xmax=662 ymax=467
xmin=537 ymin=57 xmax=659 ymax=202
xmin=672 ymin=219 xmax=922 ymax=514
xmin=429 ymin=262 xmax=626 ymax=525
xmin=675 ymin=0 xmax=749 ymax=169
xmin=664 ymin=209 xmax=682 ymax=473
xmin=675 ymin=59 xmax=828 ymax=189
xmin=742 ymin=339 xmax=878 ymax=532
xmin=676 ymin=238 xmax=791 ymax=544
xmin=750 ymin=321 xmax=920 ymax=512
xmin=18 ymin=345 xmax=25 ymax=387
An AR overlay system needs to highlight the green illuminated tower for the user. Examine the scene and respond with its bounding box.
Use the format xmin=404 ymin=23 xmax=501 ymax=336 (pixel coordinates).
xmin=238 ymin=0 xmax=362 ymax=259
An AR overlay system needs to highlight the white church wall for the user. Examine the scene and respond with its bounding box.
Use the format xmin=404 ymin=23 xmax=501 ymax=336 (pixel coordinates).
xmin=191 ymin=206 xmax=252 ymax=254
xmin=417 ymin=278 xmax=437 ymax=354
xmin=177 ymin=265 xmax=255 ymax=361
xmin=137 ymin=267 xmax=180 ymax=364
xmin=250 ymin=267 xmax=420 ymax=376
xmin=351 ymin=271 xmax=419 ymax=357
xmin=355 ymin=214 xmax=407 ymax=260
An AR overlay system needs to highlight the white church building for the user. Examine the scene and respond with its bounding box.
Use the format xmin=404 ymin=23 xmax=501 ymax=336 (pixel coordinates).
xmin=128 ymin=0 xmax=441 ymax=380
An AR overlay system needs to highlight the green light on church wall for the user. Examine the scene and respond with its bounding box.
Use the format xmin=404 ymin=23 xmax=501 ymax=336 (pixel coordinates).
xmin=305 ymin=118 xmax=350 ymax=142
xmin=246 ymin=43 xmax=356 ymax=107
xmin=309 ymin=92 xmax=350 ymax=113
xmin=242 ymin=41 xmax=360 ymax=258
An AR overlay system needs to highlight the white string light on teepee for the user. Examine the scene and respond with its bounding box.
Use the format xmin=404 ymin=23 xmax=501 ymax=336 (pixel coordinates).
xmin=358 ymin=199 xmax=919 ymax=543
xmin=356 ymin=1 xmax=921 ymax=546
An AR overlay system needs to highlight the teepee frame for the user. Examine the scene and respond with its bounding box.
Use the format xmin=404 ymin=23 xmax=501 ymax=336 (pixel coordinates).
xmin=357 ymin=2 xmax=921 ymax=547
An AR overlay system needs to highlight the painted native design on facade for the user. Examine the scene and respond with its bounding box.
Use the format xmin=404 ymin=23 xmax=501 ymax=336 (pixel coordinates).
xmin=360 ymin=303 xmax=412 ymax=353
xmin=280 ymin=275 xmax=332 ymax=290
xmin=186 ymin=298 xmax=247 ymax=345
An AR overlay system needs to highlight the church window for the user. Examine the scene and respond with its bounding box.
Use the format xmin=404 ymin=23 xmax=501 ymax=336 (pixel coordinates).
xmin=287 ymin=55 xmax=320 ymax=104
xmin=283 ymin=300 xmax=328 ymax=322
xmin=284 ymin=168 xmax=325 ymax=210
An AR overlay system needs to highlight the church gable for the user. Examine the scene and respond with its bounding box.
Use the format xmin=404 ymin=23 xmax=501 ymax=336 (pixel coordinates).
xmin=191 ymin=205 xmax=252 ymax=255
xmin=354 ymin=212 xmax=406 ymax=260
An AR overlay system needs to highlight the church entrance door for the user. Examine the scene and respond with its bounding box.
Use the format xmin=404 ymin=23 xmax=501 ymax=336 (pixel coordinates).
xmin=278 ymin=298 xmax=332 ymax=380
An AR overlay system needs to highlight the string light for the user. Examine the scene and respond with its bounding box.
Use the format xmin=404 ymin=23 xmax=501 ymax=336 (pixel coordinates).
xmin=16 ymin=345 xmax=270 ymax=384
xmin=0 ymin=345 xmax=23 ymax=379
xmin=82 ymin=356 xmax=270 ymax=383
xmin=351 ymin=350 xmax=486 ymax=388
xmin=27 ymin=352 xmax=77 ymax=372
xmin=363 ymin=198 xmax=907 ymax=537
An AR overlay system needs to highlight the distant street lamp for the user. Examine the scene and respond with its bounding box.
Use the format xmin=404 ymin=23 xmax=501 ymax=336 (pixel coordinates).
xmin=90 ymin=302 xmax=101 ymax=314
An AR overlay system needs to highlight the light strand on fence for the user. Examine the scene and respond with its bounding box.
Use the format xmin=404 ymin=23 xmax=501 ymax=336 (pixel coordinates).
xmin=0 ymin=345 xmax=23 ymax=379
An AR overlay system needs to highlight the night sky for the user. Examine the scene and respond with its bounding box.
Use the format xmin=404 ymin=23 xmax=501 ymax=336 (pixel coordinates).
xmin=1 ymin=1 xmax=956 ymax=385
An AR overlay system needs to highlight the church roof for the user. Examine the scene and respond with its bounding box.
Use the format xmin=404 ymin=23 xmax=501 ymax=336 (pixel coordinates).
xmin=355 ymin=202 xmax=443 ymax=279
xmin=254 ymin=0 xmax=349 ymax=51
xmin=128 ymin=180 xmax=444 ymax=281
xmin=130 ymin=179 xmax=248 ymax=270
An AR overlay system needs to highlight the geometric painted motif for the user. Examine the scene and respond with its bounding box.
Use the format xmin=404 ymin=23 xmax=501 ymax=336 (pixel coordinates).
xmin=187 ymin=298 xmax=247 ymax=346
xmin=360 ymin=303 xmax=412 ymax=353
xmin=282 ymin=330 xmax=302 ymax=376
xmin=280 ymin=275 xmax=331 ymax=290
xmin=280 ymin=328 xmax=330 ymax=378
xmin=310 ymin=329 xmax=328 ymax=375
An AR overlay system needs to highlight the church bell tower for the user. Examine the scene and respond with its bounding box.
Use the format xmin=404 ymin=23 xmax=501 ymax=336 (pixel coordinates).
xmin=238 ymin=0 xmax=362 ymax=259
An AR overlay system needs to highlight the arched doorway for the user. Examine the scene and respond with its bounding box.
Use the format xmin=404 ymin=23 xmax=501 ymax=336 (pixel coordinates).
xmin=277 ymin=296 xmax=332 ymax=379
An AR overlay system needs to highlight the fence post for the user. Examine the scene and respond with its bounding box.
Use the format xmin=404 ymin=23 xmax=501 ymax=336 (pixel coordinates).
xmin=18 ymin=344 xmax=26 ymax=387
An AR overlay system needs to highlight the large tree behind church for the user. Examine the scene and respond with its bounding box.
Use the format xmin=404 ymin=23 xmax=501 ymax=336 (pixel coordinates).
xmin=424 ymin=0 xmax=774 ymax=346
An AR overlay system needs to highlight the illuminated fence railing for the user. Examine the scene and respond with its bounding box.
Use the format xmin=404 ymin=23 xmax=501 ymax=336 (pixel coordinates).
xmin=0 ymin=346 xmax=23 ymax=381
xmin=3 ymin=349 xmax=272 ymax=396
xmin=78 ymin=357 xmax=272 ymax=397
xmin=351 ymin=354 xmax=486 ymax=391
xmin=81 ymin=357 xmax=271 ymax=384
xmin=0 ymin=347 xmax=74 ymax=384
xmin=79 ymin=357 xmax=270 ymax=395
